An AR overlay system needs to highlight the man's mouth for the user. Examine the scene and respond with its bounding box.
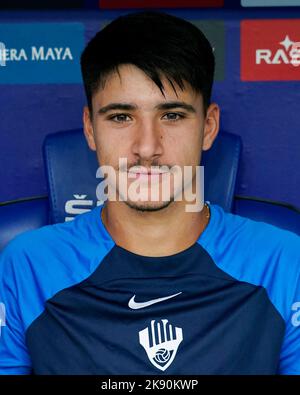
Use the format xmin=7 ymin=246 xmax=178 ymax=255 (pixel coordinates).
xmin=127 ymin=167 xmax=170 ymax=181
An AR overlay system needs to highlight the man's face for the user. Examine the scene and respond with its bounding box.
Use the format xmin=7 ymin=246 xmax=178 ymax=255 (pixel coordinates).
xmin=83 ymin=64 xmax=219 ymax=212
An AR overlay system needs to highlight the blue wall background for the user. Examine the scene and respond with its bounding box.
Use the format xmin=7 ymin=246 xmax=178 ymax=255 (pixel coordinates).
xmin=0 ymin=6 xmax=299 ymax=208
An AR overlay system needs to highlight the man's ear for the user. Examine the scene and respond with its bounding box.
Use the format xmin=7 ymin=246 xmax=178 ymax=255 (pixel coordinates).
xmin=202 ymin=103 xmax=220 ymax=151
xmin=83 ymin=106 xmax=96 ymax=151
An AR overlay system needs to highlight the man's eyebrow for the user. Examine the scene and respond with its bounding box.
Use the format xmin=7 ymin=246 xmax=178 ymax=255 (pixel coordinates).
xmin=97 ymin=101 xmax=196 ymax=115
xmin=97 ymin=103 xmax=138 ymax=114
xmin=155 ymin=101 xmax=196 ymax=113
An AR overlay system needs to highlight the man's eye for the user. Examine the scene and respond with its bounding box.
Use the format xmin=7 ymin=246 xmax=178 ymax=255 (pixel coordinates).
xmin=162 ymin=112 xmax=184 ymax=121
xmin=109 ymin=114 xmax=131 ymax=123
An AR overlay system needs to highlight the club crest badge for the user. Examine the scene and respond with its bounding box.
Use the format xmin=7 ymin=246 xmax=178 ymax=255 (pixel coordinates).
xmin=139 ymin=319 xmax=183 ymax=371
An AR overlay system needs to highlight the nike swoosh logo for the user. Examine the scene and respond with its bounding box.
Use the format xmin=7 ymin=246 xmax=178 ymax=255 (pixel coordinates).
xmin=128 ymin=292 xmax=182 ymax=310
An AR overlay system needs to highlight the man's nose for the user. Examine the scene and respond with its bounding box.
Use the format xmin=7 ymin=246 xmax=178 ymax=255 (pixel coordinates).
xmin=131 ymin=119 xmax=164 ymax=161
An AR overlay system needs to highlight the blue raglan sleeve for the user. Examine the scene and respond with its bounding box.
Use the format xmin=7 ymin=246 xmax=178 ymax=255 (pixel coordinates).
xmin=279 ymin=258 xmax=300 ymax=375
xmin=0 ymin=240 xmax=32 ymax=374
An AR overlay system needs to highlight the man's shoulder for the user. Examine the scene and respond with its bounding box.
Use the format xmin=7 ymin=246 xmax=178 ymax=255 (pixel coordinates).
xmin=0 ymin=206 xmax=114 ymax=279
xmin=202 ymin=205 xmax=300 ymax=322
xmin=212 ymin=204 xmax=300 ymax=259
xmin=202 ymin=204 xmax=300 ymax=290
xmin=0 ymin=207 xmax=115 ymax=330
xmin=225 ymin=207 xmax=300 ymax=275
xmin=2 ymin=207 xmax=91 ymax=256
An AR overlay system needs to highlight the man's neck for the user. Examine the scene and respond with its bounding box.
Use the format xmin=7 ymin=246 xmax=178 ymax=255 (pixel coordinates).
xmin=101 ymin=201 xmax=210 ymax=257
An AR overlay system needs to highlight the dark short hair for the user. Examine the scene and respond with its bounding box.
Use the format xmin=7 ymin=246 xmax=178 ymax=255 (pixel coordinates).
xmin=80 ymin=11 xmax=215 ymax=114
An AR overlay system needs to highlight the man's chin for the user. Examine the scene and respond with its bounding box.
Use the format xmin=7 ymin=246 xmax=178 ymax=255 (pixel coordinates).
xmin=123 ymin=199 xmax=174 ymax=212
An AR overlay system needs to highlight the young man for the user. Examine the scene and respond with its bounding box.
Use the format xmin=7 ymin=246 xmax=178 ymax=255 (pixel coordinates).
xmin=0 ymin=11 xmax=300 ymax=375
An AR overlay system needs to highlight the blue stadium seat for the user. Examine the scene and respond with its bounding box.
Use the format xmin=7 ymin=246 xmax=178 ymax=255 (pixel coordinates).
xmin=43 ymin=129 xmax=242 ymax=224
xmin=0 ymin=197 xmax=49 ymax=251
xmin=234 ymin=197 xmax=300 ymax=235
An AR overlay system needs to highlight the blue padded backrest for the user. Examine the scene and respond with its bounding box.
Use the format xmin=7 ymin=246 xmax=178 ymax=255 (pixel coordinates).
xmin=43 ymin=129 xmax=242 ymax=224
xmin=202 ymin=131 xmax=242 ymax=212
xmin=0 ymin=198 xmax=49 ymax=251
xmin=43 ymin=129 xmax=99 ymax=224
xmin=234 ymin=198 xmax=300 ymax=236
